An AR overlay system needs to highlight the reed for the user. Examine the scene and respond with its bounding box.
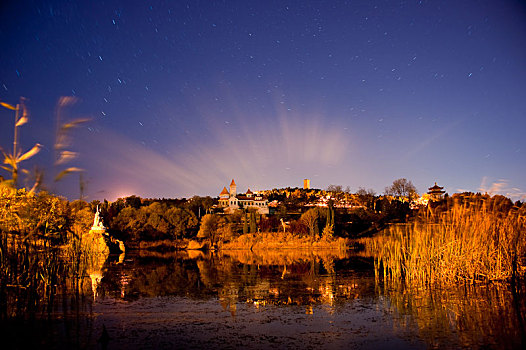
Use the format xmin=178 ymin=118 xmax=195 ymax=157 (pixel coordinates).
xmin=0 ymin=232 xmax=65 ymax=318
xmin=218 ymin=248 xmax=351 ymax=266
xmin=0 ymin=230 xmax=106 ymax=319
xmin=220 ymin=231 xmax=348 ymax=251
xmin=0 ymin=186 xmax=107 ymax=318
xmin=359 ymin=198 xmax=526 ymax=285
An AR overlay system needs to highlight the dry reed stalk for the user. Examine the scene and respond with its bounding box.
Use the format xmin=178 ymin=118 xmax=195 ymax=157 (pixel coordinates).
xmin=359 ymin=200 xmax=526 ymax=286
xmin=221 ymin=231 xmax=348 ymax=251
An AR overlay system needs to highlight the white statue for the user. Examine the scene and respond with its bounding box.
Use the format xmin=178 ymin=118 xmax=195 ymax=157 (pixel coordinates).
xmin=91 ymin=205 xmax=106 ymax=231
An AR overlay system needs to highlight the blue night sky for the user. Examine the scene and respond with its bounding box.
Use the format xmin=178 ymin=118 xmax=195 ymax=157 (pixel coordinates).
xmin=1 ymin=0 xmax=526 ymax=201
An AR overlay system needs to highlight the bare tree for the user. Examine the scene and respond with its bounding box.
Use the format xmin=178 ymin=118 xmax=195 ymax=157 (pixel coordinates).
xmin=385 ymin=178 xmax=417 ymax=200
xmin=327 ymin=184 xmax=343 ymax=193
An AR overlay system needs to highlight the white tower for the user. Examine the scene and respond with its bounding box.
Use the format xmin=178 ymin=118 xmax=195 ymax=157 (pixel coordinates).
xmin=229 ymin=179 xmax=237 ymax=197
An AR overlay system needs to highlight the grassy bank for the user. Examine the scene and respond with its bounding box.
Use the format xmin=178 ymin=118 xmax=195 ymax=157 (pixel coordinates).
xmin=218 ymin=247 xmax=351 ymax=266
xmin=358 ymin=200 xmax=526 ymax=285
xmin=220 ymin=231 xmax=348 ymax=251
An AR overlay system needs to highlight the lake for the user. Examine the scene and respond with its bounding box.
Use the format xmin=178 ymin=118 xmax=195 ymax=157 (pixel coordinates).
xmin=2 ymin=249 xmax=525 ymax=349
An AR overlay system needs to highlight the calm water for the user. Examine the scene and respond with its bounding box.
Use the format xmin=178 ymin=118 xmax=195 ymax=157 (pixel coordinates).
xmin=2 ymin=249 xmax=525 ymax=349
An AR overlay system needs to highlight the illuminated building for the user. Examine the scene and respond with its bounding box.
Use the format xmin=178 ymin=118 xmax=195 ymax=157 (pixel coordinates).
xmin=427 ymin=182 xmax=446 ymax=201
xmin=219 ymin=179 xmax=269 ymax=214
xmin=304 ymin=179 xmax=310 ymax=189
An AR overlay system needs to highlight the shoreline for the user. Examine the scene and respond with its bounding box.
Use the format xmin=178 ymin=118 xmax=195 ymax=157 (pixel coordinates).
xmin=134 ymin=232 xmax=350 ymax=252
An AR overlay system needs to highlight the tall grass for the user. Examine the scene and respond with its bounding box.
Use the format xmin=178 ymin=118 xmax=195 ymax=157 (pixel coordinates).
xmin=218 ymin=246 xmax=351 ymax=266
xmin=0 ymin=230 xmax=108 ymax=319
xmin=360 ymin=198 xmax=526 ymax=285
xmin=0 ymin=233 xmax=65 ymax=319
xmin=220 ymin=231 xmax=348 ymax=252
xmin=0 ymin=197 xmax=107 ymax=319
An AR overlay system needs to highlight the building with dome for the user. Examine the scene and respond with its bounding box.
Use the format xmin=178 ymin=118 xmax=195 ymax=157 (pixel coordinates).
xmin=218 ymin=179 xmax=269 ymax=214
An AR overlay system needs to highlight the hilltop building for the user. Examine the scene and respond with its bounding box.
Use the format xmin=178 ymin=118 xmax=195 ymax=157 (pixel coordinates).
xmin=303 ymin=179 xmax=310 ymax=189
xmin=428 ymin=182 xmax=446 ymax=201
xmin=219 ymin=179 xmax=269 ymax=214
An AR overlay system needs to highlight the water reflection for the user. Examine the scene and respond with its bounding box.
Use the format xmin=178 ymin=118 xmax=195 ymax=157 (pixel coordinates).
xmin=99 ymin=249 xmax=375 ymax=310
xmin=379 ymin=281 xmax=526 ymax=349
xmin=2 ymin=249 xmax=525 ymax=349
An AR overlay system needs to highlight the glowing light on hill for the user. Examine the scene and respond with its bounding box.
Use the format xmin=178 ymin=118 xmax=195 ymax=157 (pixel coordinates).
xmin=77 ymin=105 xmax=351 ymax=200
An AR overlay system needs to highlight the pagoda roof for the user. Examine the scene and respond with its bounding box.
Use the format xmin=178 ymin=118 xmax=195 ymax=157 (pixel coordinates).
xmin=220 ymin=187 xmax=229 ymax=195
xmin=428 ymin=182 xmax=445 ymax=193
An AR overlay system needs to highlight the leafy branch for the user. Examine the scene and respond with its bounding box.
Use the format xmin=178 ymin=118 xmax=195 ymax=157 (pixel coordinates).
xmin=0 ymin=97 xmax=42 ymax=189
xmin=53 ymin=96 xmax=91 ymax=182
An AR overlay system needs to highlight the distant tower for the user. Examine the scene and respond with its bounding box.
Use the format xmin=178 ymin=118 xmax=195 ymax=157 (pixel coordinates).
xmin=303 ymin=179 xmax=310 ymax=189
xmin=427 ymin=182 xmax=445 ymax=201
xmin=229 ymin=179 xmax=237 ymax=197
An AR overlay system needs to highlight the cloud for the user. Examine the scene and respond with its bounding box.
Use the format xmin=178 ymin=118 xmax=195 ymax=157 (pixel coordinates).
xmin=478 ymin=177 xmax=526 ymax=201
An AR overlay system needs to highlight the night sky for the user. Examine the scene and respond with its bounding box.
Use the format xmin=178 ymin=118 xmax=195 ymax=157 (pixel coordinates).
xmin=1 ymin=0 xmax=526 ymax=201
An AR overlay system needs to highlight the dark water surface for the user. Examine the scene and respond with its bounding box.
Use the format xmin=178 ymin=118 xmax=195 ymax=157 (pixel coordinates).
xmin=2 ymin=250 xmax=525 ymax=349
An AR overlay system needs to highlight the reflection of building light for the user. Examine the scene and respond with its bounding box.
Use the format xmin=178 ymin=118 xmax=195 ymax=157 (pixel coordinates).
xmin=306 ymin=305 xmax=313 ymax=315
xmin=120 ymin=273 xmax=130 ymax=298
xmin=320 ymin=284 xmax=335 ymax=306
xmin=219 ymin=284 xmax=239 ymax=317
xmin=269 ymin=287 xmax=280 ymax=296
xmin=252 ymin=300 xmax=268 ymax=308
